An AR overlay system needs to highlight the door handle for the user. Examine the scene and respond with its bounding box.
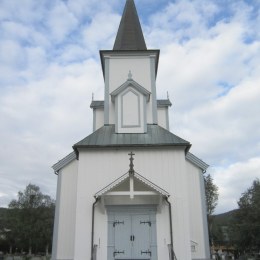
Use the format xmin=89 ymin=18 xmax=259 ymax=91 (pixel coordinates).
xmin=130 ymin=235 xmax=135 ymax=241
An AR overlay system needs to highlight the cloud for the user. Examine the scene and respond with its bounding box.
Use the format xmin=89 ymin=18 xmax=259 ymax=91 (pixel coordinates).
xmin=81 ymin=11 xmax=120 ymax=53
xmin=153 ymin=2 xmax=260 ymax=170
xmin=46 ymin=1 xmax=79 ymax=43
xmin=0 ymin=0 xmax=259 ymax=215
xmin=168 ymin=74 xmax=260 ymax=165
xmin=0 ymin=56 xmax=104 ymax=206
xmin=212 ymin=157 xmax=260 ymax=214
xmin=149 ymin=0 xmax=260 ymax=213
xmin=145 ymin=1 xmax=219 ymax=47
xmin=0 ymin=40 xmax=26 ymax=68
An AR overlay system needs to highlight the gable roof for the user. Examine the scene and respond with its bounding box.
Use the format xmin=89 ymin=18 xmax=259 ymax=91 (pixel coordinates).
xmin=186 ymin=152 xmax=209 ymax=171
xmin=113 ymin=0 xmax=147 ymax=51
xmin=94 ymin=170 xmax=170 ymax=198
xmin=52 ymin=150 xmax=209 ymax=174
xmin=110 ymin=78 xmax=151 ymax=102
xmin=73 ymin=124 xmax=191 ymax=153
xmin=52 ymin=151 xmax=77 ymax=173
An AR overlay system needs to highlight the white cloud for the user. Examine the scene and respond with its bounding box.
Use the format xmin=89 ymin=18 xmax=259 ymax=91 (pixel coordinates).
xmin=0 ymin=0 xmax=259 ymax=215
xmin=0 ymin=40 xmax=26 ymax=68
xmin=81 ymin=11 xmax=120 ymax=52
xmin=153 ymin=3 xmax=260 ymax=172
xmin=212 ymin=157 xmax=260 ymax=214
xmin=46 ymin=1 xmax=79 ymax=43
xmin=150 ymin=0 xmax=260 ymax=214
xmin=182 ymin=78 xmax=260 ymax=164
xmin=66 ymin=0 xmax=115 ymax=20
xmin=146 ymin=0 xmax=219 ymax=47
xmin=0 ymin=54 xmax=104 ymax=207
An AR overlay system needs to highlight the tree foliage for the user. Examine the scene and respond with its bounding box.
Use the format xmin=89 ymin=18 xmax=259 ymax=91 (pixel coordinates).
xmin=231 ymin=179 xmax=260 ymax=252
xmin=3 ymin=184 xmax=55 ymax=255
xmin=204 ymin=173 xmax=219 ymax=216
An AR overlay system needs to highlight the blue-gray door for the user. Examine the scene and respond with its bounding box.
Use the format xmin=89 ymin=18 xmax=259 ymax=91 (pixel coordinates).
xmin=107 ymin=207 xmax=157 ymax=260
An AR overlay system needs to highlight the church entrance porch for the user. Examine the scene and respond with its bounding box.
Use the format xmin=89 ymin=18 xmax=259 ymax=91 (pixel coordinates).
xmin=92 ymin=152 xmax=172 ymax=260
xmin=107 ymin=206 xmax=157 ymax=260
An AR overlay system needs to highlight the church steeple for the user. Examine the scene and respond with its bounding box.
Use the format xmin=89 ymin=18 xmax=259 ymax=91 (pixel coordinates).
xmin=99 ymin=0 xmax=160 ymax=129
xmin=113 ymin=0 xmax=147 ymax=50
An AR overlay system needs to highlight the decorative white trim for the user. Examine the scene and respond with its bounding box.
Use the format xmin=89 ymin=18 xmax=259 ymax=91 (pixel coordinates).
xmin=94 ymin=171 xmax=170 ymax=198
xmin=111 ymin=78 xmax=150 ymax=102
xmin=104 ymin=57 xmax=110 ymax=124
xmin=121 ymin=88 xmax=141 ymax=128
xmin=186 ymin=152 xmax=209 ymax=171
xmin=150 ymin=55 xmax=158 ymax=124
xmin=52 ymin=152 xmax=77 ymax=173
xmin=166 ymin=106 xmax=170 ymax=130
xmin=51 ymin=173 xmax=62 ymax=259
xmin=106 ymin=191 xmax=158 ymax=196
xmin=93 ymin=108 xmax=96 ymax=131
xmin=134 ymin=172 xmax=170 ymax=196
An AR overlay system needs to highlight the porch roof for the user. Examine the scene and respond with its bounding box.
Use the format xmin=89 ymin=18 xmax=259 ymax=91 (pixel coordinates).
xmin=94 ymin=170 xmax=170 ymax=198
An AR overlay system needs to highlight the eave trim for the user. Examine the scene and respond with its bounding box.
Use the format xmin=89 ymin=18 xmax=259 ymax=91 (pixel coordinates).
xmin=94 ymin=171 xmax=170 ymax=198
xmin=52 ymin=151 xmax=77 ymax=173
xmin=186 ymin=152 xmax=209 ymax=171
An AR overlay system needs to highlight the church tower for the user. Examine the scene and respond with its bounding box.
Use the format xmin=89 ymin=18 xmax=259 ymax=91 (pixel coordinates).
xmin=52 ymin=1 xmax=210 ymax=260
xmin=101 ymin=0 xmax=159 ymax=133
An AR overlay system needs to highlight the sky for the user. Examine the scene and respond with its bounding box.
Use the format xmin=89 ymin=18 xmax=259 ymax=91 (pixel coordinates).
xmin=0 ymin=0 xmax=259 ymax=214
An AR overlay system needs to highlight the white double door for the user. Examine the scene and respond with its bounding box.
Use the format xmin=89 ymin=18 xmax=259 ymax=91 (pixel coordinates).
xmin=108 ymin=207 xmax=157 ymax=260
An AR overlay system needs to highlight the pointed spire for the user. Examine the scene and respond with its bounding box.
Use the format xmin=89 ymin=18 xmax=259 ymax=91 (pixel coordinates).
xmin=113 ymin=0 xmax=147 ymax=51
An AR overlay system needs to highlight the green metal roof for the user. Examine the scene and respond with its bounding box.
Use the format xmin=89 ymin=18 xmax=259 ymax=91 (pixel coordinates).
xmin=73 ymin=124 xmax=191 ymax=152
xmin=90 ymin=100 xmax=104 ymax=108
xmin=157 ymin=99 xmax=172 ymax=107
xmin=90 ymin=99 xmax=172 ymax=109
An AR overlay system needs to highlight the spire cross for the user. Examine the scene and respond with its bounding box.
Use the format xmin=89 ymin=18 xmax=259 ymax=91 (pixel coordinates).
xmin=128 ymin=151 xmax=135 ymax=175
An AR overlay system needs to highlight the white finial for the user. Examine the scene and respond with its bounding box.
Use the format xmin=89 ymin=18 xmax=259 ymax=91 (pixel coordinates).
xmin=167 ymin=91 xmax=169 ymax=99
xmin=92 ymin=93 xmax=94 ymax=101
xmin=128 ymin=70 xmax=133 ymax=80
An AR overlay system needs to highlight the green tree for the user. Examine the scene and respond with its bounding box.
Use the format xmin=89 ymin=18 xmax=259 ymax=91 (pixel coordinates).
xmin=204 ymin=173 xmax=219 ymax=251
xmin=232 ymin=179 xmax=260 ymax=252
xmin=7 ymin=184 xmax=55 ymax=255
xmin=204 ymin=174 xmax=219 ymax=216
xmin=0 ymin=208 xmax=11 ymax=253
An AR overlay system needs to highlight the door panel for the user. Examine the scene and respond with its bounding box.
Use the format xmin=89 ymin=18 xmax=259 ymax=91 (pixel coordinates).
xmin=132 ymin=215 xmax=151 ymax=259
xmin=114 ymin=215 xmax=131 ymax=259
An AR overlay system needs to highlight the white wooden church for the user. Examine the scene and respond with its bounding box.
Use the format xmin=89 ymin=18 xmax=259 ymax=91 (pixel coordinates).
xmin=51 ymin=1 xmax=210 ymax=260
